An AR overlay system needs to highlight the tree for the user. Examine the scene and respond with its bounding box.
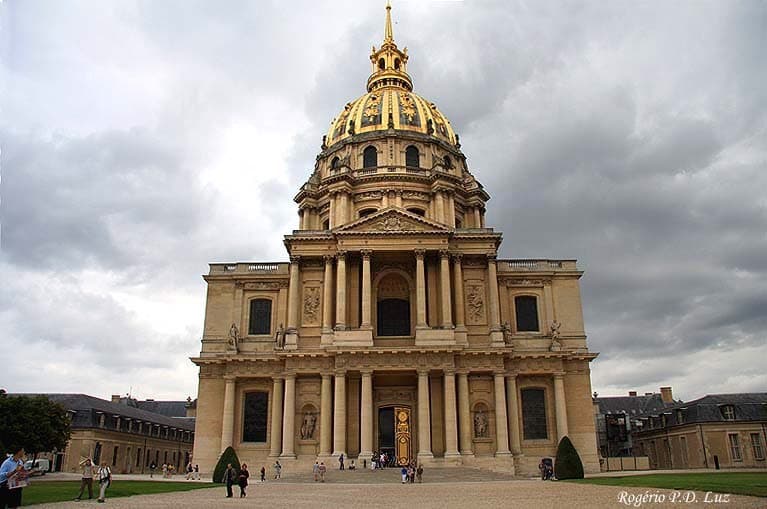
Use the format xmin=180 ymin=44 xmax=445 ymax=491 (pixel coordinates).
xmin=0 ymin=394 xmax=71 ymax=461
xmin=212 ymin=446 xmax=241 ymax=483
xmin=554 ymin=435 xmax=585 ymax=480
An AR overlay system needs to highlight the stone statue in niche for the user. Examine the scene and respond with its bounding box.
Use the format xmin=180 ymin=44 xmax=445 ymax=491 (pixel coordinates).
xmin=228 ymin=323 xmax=239 ymax=353
xmin=300 ymin=412 xmax=317 ymax=440
xmin=549 ymin=320 xmax=562 ymax=351
xmin=274 ymin=323 xmax=285 ymax=350
xmin=501 ymin=321 xmax=512 ymax=343
xmin=474 ymin=410 xmax=488 ymax=438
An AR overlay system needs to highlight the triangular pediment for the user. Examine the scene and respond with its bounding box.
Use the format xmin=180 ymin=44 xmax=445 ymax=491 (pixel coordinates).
xmin=335 ymin=207 xmax=450 ymax=234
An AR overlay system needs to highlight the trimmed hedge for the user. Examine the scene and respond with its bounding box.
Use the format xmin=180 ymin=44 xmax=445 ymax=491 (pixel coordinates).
xmin=554 ymin=436 xmax=584 ymax=480
xmin=212 ymin=446 xmax=241 ymax=483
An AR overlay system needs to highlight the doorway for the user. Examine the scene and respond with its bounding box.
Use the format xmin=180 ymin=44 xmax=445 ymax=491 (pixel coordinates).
xmin=377 ymin=406 xmax=412 ymax=466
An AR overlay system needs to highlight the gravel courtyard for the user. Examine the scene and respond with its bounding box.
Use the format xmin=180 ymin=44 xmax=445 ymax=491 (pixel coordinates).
xmin=31 ymin=468 xmax=766 ymax=509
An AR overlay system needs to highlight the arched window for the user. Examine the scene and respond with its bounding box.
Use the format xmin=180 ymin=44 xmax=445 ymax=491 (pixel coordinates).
xmin=378 ymin=58 xmax=386 ymax=70
xmin=322 ymin=218 xmax=330 ymax=230
xmin=405 ymin=145 xmax=419 ymax=168
xmin=407 ymin=208 xmax=425 ymax=217
xmin=363 ymin=146 xmax=378 ymax=168
xmin=394 ymin=58 xmax=401 ymax=70
xmin=515 ymin=295 xmax=539 ymax=332
xmin=248 ymin=299 xmax=272 ymax=335
xmin=521 ymin=388 xmax=548 ymax=440
xmin=358 ymin=208 xmax=377 ymax=218
xmin=443 ymin=155 xmax=452 ymax=169
xmin=331 ymin=156 xmax=340 ymax=169
xmin=242 ymin=391 xmax=268 ymax=442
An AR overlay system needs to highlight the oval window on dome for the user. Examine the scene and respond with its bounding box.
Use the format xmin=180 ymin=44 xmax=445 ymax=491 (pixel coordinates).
xmin=378 ymin=58 xmax=386 ymax=70
xmin=405 ymin=145 xmax=419 ymax=168
xmin=363 ymin=146 xmax=378 ymax=169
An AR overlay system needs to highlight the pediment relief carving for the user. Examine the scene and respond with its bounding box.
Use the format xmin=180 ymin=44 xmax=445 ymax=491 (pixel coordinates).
xmin=336 ymin=208 xmax=449 ymax=234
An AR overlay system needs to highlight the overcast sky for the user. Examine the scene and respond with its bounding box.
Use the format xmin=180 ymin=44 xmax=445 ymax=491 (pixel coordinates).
xmin=1 ymin=0 xmax=765 ymax=403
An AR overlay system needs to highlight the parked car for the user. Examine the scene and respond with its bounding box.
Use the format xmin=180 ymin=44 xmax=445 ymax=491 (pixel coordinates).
xmin=24 ymin=459 xmax=50 ymax=476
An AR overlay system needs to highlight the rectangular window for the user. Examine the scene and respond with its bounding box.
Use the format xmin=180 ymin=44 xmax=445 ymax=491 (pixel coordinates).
xmin=514 ymin=296 xmax=539 ymax=332
xmin=680 ymin=436 xmax=688 ymax=466
xmin=136 ymin=448 xmax=142 ymax=467
xmin=721 ymin=405 xmax=736 ymax=420
xmin=728 ymin=433 xmax=742 ymax=461
xmin=112 ymin=446 xmax=119 ymax=467
xmin=248 ymin=299 xmax=272 ymax=335
xmin=243 ymin=391 xmax=269 ymax=442
xmin=751 ymin=433 xmax=765 ymax=460
xmin=521 ymin=388 xmax=547 ymax=440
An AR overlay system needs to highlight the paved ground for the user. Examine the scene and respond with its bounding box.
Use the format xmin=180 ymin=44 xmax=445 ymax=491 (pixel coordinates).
xmin=32 ymin=468 xmax=766 ymax=508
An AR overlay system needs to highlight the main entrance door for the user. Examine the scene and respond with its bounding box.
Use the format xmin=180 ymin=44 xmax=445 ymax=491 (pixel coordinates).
xmin=378 ymin=406 xmax=412 ymax=466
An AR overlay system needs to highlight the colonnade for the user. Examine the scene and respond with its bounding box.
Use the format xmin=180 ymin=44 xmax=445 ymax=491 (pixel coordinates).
xmin=218 ymin=370 xmax=571 ymax=462
xmin=296 ymin=190 xmax=487 ymax=230
xmin=286 ymin=251 xmax=503 ymax=336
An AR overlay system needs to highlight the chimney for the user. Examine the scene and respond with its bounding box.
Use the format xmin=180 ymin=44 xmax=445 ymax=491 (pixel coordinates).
xmin=111 ymin=394 xmax=121 ymax=403
xmin=660 ymin=387 xmax=673 ymax=404
xmin=645 ymin=392 xmax=653 ymax=396
xmin=629 ymin=391 xmax=637 ymax=397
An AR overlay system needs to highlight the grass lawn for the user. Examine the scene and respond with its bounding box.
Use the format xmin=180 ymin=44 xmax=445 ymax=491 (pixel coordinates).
xmin=20 ymin=480 xmax=214 ymax=506
xmin=569 ymin=472 xmax=767 ymax=498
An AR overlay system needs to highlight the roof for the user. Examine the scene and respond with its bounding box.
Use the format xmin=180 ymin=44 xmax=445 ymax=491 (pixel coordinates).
xmin=635 ymin=392 xmax=767 ymax=429
xmin=135 ymin=400 xmax=189 ymax=418
xmin=595 ymin=394 xmax=677 ymax=417
xmin=19 ymin=394 xmax=196 ymax=432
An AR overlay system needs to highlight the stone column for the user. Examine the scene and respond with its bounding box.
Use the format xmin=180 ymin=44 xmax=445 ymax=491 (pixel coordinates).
xmin=473 ymin=207 xmax=481 ymax=228
xmin=554 ymin=373 xmax=569 ymax=440
xmin=221 ymin=377 xmax=236 ymax=452
xmin=439 ymin=250 xmax=453 ymax=328
xmin=487 ymin=255 xmax=501 ymax=331
xmin=335 ymin=251 xmax=347 ymax=330
xmin=457 ymin=371 xmax=473 ymax=456
xmin=360 ymin=250 xmax=372 ymax=329
xmin=415 ymin=250 xmax=428 ymax=329
xmin=417 ymin=369 xmax=433 ymax=460
xmin=328 ymin=192 xmax=336 ymax=229
xmin=453 ymin=254 xmax=466 ymax=330
xmin=322 ymin=255 xmax=334 ymax=334
xmin=493 ymin=372 xmax=511 ymax=456
xmin=506 ymin=375 xmax=522 ymax=455
xmin=480 ymin=209 xmax=486 ymax=228
xmin=319 ymin=374 xmax=333 ymax=456
xmin=395 ymin=190 xmax=403 ymax=208
xmin=332 ymin=371 xmax=347 ymax=457
xmin=359 ymin=370 xmax=373 ymax=460
xmin=435 ymin=191 xmax=445 ymax=224
xmin=286 ymin=256 xmax=301 ymax=332
xmin=381 ymin=189 xmax=389 ymax=208
xmin=443 ymin=370 xmax=460 ymax=458
xmin=269 ymin=377 xmax=284 ymax=457
xmin=298 ymin=208 xmax=305 ymax=230
xmin=339 ymin=191 xmax=349 ymax=225
xmin=280 ymin=373 xmax=296 ymax=458
xmin=447 ymin=192 xmax=456 ymax=227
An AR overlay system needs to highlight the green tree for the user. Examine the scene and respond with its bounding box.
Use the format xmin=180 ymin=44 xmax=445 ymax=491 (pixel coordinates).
xmin=554 ymin=435 xmax=585 ymax=480
xmin=0 ymin=394 xmax=71 ymax=462
xmin=212 ymin=446 xmax=241 ymax=483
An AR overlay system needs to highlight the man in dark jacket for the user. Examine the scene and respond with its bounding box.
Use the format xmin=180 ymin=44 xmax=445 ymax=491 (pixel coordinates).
xmin=223 ymin=464 xmax=236 ymax=498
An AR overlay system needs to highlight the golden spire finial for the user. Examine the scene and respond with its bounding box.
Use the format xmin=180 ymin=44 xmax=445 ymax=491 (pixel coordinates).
xmin=384 ymin=1 xmax=394 ymax=43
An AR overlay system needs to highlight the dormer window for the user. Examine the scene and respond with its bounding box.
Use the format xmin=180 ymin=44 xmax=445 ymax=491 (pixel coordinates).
xmin=676 ymin=409 xmax=684 ymax=424
xmin=721 ymin=405 xmax=736 ymax=420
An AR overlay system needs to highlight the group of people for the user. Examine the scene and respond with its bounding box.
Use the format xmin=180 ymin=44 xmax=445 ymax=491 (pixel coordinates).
xmin=399 ymin=462 xmax=423 ymax=484
xmin=75 ymin=458 xmax=112 ymax=503
xmin=370 ymin=451 xmax=391 ymax=469
xmin=311 ymin=461 xmax=328 ymax=482
xmin=222 ymin=463 xmax=251 ymax=498
xmin=184 ymin=462 xmax=201 ymax=480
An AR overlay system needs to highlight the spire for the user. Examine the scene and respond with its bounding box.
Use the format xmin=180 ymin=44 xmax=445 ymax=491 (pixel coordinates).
xmin=384 ymin=1 xmax=394 ymax=43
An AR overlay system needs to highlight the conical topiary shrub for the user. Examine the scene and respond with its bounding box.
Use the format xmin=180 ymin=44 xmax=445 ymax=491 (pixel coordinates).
xmin=212 ymin=446 xmax=241 ymax=483
xmin=554 ymin=436 xmax=584 ymax=480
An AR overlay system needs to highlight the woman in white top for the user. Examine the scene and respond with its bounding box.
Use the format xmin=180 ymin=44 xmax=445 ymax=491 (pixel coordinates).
xmin=97 ymin=461 xmax=111 ymax=503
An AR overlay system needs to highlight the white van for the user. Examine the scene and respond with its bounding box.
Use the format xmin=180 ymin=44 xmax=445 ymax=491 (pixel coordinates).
xmin=24 ymin=459 xmax=50 ymax=476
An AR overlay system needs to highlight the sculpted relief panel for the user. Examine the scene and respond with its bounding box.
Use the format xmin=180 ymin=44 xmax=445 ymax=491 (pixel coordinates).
xmin=303 ymin=286 xmax=321 ymax=325
xmin=465 ymin=282 xmax=486 ymax=325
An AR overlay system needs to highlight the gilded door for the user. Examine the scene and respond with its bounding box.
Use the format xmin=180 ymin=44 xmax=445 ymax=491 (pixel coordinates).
xmin=394 ymin=406 xmax=411 ymax=466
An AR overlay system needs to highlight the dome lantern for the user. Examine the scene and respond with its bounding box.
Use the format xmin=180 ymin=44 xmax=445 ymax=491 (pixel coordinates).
xmin=367 ymin=2 xmax=413 ymax=93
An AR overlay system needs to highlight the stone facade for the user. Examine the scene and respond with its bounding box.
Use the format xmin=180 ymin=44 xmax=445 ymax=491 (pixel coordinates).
xmin=191 ymin=4 xmax=599 ymax=476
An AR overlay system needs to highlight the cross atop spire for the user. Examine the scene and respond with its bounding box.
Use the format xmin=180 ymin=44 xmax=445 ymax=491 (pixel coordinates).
xmin=384 ymin=1 xmax=394 ymax=43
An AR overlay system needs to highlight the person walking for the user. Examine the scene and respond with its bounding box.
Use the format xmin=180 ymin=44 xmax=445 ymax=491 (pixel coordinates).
xmin=185 ymin=462 xmax=193 ymax=480
xmin=96 ymin=461 xmax=111 ymax=503
xmin=149 ymin=461 xmax=156 ymax=479
xmin=75 ymin=458 xmax=95 ymax=500
xmin=338 ymin=453 xmax=344 ymax=471
xmin=273 ymin=460 xmax=281 ymax=479
xmin=318 ymin=462 xmax=327 ymax=483
xmin=312 ymin=461 xmax=320 ymax=482
xmin=259 ymin=466 xmax=265 ymax=482
xmin=237 ymin=464 xmax=249 ymax=498
xmin=0 ymin=447 xmax=26 ymax=509
xmin=400 ymin=465 xmax=408 ymax=484
xmin=223 ymin=463 xmax=236 ymax=498
xmin=193 ymin=464 xmax=200 ymax=480
xmin=416 ymin=464 xmax=423 ymax=483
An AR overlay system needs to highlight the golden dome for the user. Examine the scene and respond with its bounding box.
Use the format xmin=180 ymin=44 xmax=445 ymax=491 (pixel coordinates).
xmin=324 ymin=3 xmax=458 ymax=149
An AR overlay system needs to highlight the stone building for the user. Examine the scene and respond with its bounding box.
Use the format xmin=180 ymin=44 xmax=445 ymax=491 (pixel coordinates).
xmin=633 ymin=393 xmax=767 ymax=470
xmin=26 ymin=394 xmax=195 ymax=474
xmin=191 ymin=4 xmax=599 ymax=476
